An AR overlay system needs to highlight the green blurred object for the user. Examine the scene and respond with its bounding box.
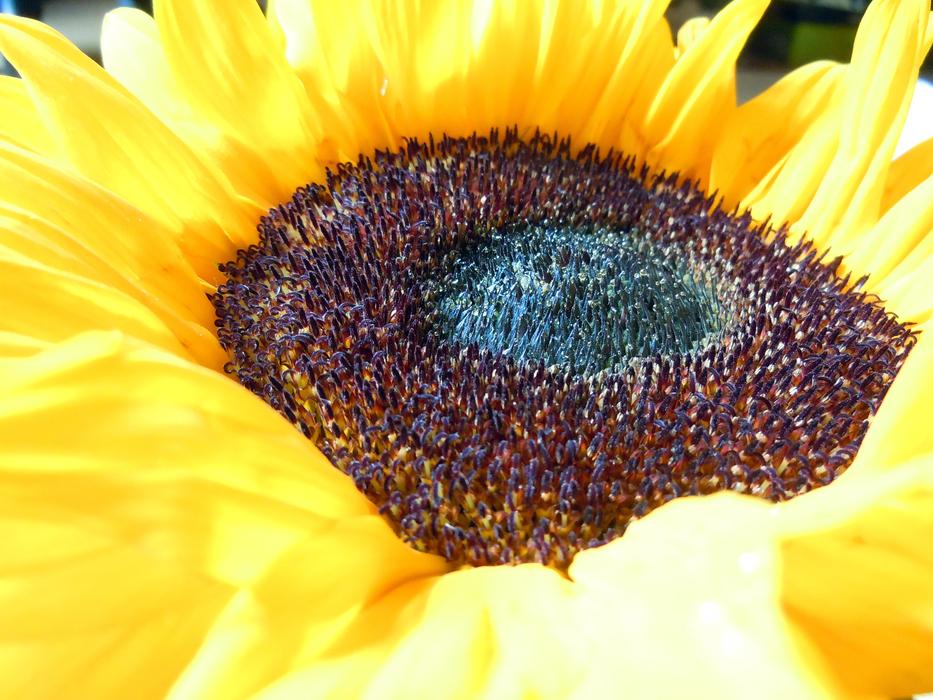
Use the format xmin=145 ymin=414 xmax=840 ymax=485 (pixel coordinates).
xmin=787 ymin=21 xmax=858 ymax=67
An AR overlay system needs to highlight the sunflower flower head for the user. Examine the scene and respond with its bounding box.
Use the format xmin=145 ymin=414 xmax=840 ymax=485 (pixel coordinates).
xmin=212 ymin=129 xmax=916 ymax=569
xmin=1 ymin=0 xmax=932 ymax=698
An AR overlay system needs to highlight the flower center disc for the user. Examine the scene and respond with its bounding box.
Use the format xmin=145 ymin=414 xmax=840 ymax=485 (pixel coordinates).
xmin=213 ymin=129 xmax=915 ymax=568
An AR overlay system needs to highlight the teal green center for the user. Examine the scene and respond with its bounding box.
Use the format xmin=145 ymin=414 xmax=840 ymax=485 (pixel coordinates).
xmin=421 ymin=225 xmax=723 ymax=373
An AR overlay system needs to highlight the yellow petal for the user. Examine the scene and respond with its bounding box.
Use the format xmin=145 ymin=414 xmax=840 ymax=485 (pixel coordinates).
xmin=267 ymin=0 xmax=396 ymax=161
xmin=0 ymin=332 xmax=48 ymax=358
xmin=0 ymin=141 xmax=222 ymax=367
xmin=101 ymin=8 xmax=288 ymax=210
xmin=243 ymin=601 xmax=424 ymax=700
xmin=0 ymin=331 xmax=384 ymax=588
xmin=169 ymin=522 xmax=448 ymax=699
xmin=342 ymin=567 xmax=582 ymax=700
xmin=574 ymin=462 xmax=933 ymax=699
xmin=0 ymin=513 xmax=230 ymax=699
xmin=100 ymin=8 xmax=187 ymax=124
xmin=643 ymin=0 xmax=769 ymax=185
xmin=881 ymin=136 xmax=933 ymax=213
xmin=232 ymin=469 xmax=933 ymax=698
xmin=562 ymin=1 xmax=676 ymax=154
xmin=709 ymin=61 xmax=843 ymax=208
xmin=422 ymin=1 xmax=542 ymax=139
xmin=809 ymin=0 xmax=929 ymax=250
xmin=675 ymin=16 xmax=709 ymax=58
xmin=877 ymin=262 xmax=933 ymax=328
xmin=845 ymin=167 xmax=933 ymax=289
xmin=194 ymin=492 xmax=867 ymax=698
xmin=0 ymin=253 xmax=196 ymax=361
xmin=341 ymin=1 xmax=546 ymax=145
xmin=176 ymin=560 xmax=581 ymax=699
xmin=0 ymin=75 xmax=51 ymax=153
xmin=741 ymin=112 xmax=839 ymax=243
xmin=570 ymin=495 xmax=841 ymax=698
xmin=925 ymin=10 xmax=933 ymax=53
xmin=849 ymin=329 xmax=933 ymax=475
xmin=779 ymin=458 xmax=933 ymax=697
xmin=269 ymin=0 xmax=676 ymax=162
xmin=153 ymin=0 xmax=325 ymax=203
xmin=0 ymin=15 xmax=256 ymax=277
xmin=351 ymin=0 xmax=483 ymax=144
xmin=0 ymin=340 xmax=259 ymax=700
xmin=747 ymin=0 xmax=928 ymax=245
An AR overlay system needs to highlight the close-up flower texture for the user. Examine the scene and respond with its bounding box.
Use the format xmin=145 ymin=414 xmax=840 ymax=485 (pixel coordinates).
xmin=1 ymin=0 xmax=932 ymax=697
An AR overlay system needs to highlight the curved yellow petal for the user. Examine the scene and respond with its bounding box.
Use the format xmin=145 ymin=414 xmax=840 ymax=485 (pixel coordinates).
xmin=569 ymin=495 xmax=841 ymax=698
xmin=779 ymin=458 xmax=933 ymax=697
xmin=101 ymin=8 xmax=288 ymax=211
xmin=413 ymin=0 xmax=542 ymax=137
xmin=189 ymin=493 xmax=871 ymax=699
xmin=0 ymin=512 xmax=230 ymax=699
xmin=741 ymin=119 xmax=838 ymax=244
xmin=340 ymin=0 xmax=548 ymax=145
xmin=0 ymin=333 xmax=341 ymax=698
xmin=0 ymin=75 xmax=51 ymax=153
xmin=643 ymin=0 xmax=768 ymax=185
xmin=0 ymin=141 xmax=223 ymax=367
xmin=850 ymin=329 xmax=932 ymax=475
xmin=339 ymin=567 xmax=582 ymax=700
xmin=0 ymin=15 xmax=256 ymax=277
xmin=0 ymin=332 xmax=386 ymax=588
xmin=101 ymin=8 xmax=187 ymax=123
xmin=168 ymin=522 xmax=448 ymax=699
xmin=0 ymin=332 xmax=432 ymax=697
xmin=846 ymin=168 xmax=933 ymax=289
xmin=227 ymin=468 xmax=933 ymax=698
xmin=566 ymin=1 xmax=676 ymax=154
xmin=0 ymin=332 xmax=48 ymax=358
xmin=675 ymin=16 xmax=709 ymax=58
xmin=877 ymin=255 xmax=933 ymax=328
xmin=573 ymin=462 xmax=933 ymax=699
xmin=746 ymin=0 xmax=928 ymax=246
xmin=809 ymin=0 xmax=929 ymax=251
xmin=709 ymin=61 xmax=843 ymax=208
xmin=462 ymin=0 xmax=676 ymax=152
xmin=0 ymin=254 xmax=197 ymax=361
xmin=923 ymin=10 xmax=933 ymax=54
xmin=267 ymin=0 xmax=396 ymax=161
xmin=881 ymin=136 xmax=933 ymax=213
xmin=153 ymin=0 xmax=325 ymax=204
xmin=175 ymin=561 xmax=583 ymax=700
xmin=351 ymin=0 xmax=485 ymax=145
xmin=269 ymin=0 xmax=675 ymax=161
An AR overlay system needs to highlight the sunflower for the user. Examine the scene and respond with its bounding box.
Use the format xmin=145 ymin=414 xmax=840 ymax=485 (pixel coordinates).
xmin=1 ymin=0 xmax=932 ymax=696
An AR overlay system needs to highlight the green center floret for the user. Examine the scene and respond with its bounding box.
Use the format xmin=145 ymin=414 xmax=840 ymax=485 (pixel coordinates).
xmin=423 ymin=224 xmax=723 ymax=373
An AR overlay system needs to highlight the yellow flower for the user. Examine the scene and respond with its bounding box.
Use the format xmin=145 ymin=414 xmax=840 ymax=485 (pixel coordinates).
xmin=1 ymin=0 xmax=932 ymax=697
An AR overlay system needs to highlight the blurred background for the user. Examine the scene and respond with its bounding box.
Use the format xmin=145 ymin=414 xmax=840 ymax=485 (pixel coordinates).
xmin=1 ymin=0 xmax=931 ymax=147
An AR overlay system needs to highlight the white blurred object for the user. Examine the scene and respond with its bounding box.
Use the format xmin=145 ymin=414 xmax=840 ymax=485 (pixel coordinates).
xmin=895 ymin=77 xmax=933 ymax=156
